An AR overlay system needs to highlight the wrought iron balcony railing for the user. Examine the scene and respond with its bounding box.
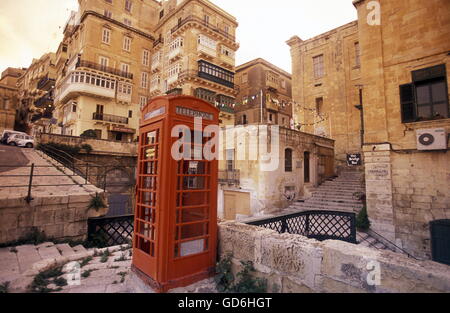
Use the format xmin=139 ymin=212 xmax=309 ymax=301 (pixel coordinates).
xmin=178 ymin=70 xmax=238 ymax=92
xmin=219 ymin=169 xmax=240 ymax=185
xmin=77 ymin=60 xmax=133 ymax=80
xmin=92 ymin=113 xmax=128 ymax=125
xmin=171 ymin=15 xmax=236 ymax=42
xmin=37 ymin=75 xmax=56 ymax=90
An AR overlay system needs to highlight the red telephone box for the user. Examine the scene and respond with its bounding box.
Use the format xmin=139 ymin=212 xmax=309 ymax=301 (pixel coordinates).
xmin=132 ymin=95 xmax=219 ymax=292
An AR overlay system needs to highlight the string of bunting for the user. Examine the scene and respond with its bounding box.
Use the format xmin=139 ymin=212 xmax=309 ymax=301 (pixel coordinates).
xmin=233 ymin=92 xmax=329 ymax=127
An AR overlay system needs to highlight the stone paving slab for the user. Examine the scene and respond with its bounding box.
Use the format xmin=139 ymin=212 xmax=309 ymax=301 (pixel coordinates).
xmin=16 ymin=245 xmax=42 ymax=273
xmin=55 ymin=244 xmax=77 ymax=257
xmin=37 ymin=245 xmax=61 ymax=260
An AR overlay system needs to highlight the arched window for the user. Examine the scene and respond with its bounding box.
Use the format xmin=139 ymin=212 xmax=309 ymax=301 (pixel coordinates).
xmin=285 ymin=148 xmax=293 ymax=172
xmin=242 ymin=114 xmax=247 ymax=125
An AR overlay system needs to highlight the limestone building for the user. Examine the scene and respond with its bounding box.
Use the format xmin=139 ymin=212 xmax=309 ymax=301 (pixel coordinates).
xmin=148 ymin=0 xmax=239 ymax=126
xmin=287 ymin=21 xmax=363 ymax=170
xmin=234 ymin=58 xmax=293 ymax=128
xmin=218 ymin=125 xmax=335 ymax=220
xmin=287 ymin=0 xmax=450 ymax=260
xmin=16 ymin=53 xmax=56 ymax=133
xmin=53 ymin=0 xmax=160 ymax=142
xmin=51 ymin=0 xmax=237 ymax=141
xmin=352 ymin=0 xmax=450 ymax=260
xmin=0 ymin=68 xmax=25 ymax=133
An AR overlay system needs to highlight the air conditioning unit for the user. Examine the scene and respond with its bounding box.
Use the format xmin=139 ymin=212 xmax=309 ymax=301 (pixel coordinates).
xmin=416 ymin=128 xmax=448 ymax=150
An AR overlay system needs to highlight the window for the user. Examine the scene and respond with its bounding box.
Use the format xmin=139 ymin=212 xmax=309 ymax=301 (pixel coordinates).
xmin=220 ymin=45 xmax=234 ymax=58
xmin=141 ymin=72 xmax=149 ymax=89
xmin=226 ymin=149 xmax=234 ymax=171
xmin=102 ymin=28 xmax=111 ymax=44
xmin=123 ymin=36 xmax=131 ymax=51
xmin=224 ymin=24 xmax=229 ymax=34
xmin=105 ymin=0 xmax=112 ymax=3
xmin=142 ymin=49 xmax=150 ymax=66
xmin=400 ymin=64 xmax=449 ymax=122
xmin=285 ymin=148 xmax=293 ymax=172
xmin=99 ymin=56 xmax=109 ymax=70
xmin=281 ymin=80 xmax=286 ymax=89
xmin=104 ymin=10 xmax=112 ymax=18
xmin=355 ymin=42 xmax=360 ymax=67
xmin=121 ymin=63 xmax=129 ymax=74
xmin=125 ymin=0 xmax=132 ymax=12
xmin=72 ymin=104 xmax=77 ymax=112
xmin=197 ymin=34 xmax=217 ymax=50
xmin=315 ymin=97 xmax=323 ymax=115
xmin=313 ymin=54 xmax=324 ymax=79
xmin=204 ymin=15 xmax=210 ymax=25
xmin=269 ymin=113 xmax=273 ymax=123
xmin=242 ymin=73 xmax=248 ymax=83
xmin=159 ymin=10 xmax=164 ymax=19
xmin=124 ymin=18 xmax=132 ymax=26
xmin=198 ymin=60 xmax=234 ymax=88
xmin=242 ymin=114 xmax=247 ymax=125
xmin=139 ymin=96 xmax=148 ymax=111
xmin=128 ymin=110 xmax=133 ymax=118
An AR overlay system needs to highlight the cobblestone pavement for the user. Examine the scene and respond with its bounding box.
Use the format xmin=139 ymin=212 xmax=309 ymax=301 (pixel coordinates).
xmin=0 ymin=242 xmax=218 ymax=293
xmin=0 ymin=147 xmax=97 ymax=198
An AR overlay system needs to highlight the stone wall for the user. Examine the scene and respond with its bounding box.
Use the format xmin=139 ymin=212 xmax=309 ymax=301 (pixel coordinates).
xmin=218 ymin=221 xmax=450 ymax=293
xmin=37 ymin=133 xmax=137 ymax=156
xmin=0 ymin=194 xmax=108 ymax=244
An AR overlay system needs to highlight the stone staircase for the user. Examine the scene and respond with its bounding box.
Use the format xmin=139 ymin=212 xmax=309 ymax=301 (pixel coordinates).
xmin=289 ymin=170 xmax=366 ymax=213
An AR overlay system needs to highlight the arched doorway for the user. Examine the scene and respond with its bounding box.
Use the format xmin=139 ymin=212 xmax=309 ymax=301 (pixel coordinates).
xmin=304 ymin=151 xmax=310 ymax=183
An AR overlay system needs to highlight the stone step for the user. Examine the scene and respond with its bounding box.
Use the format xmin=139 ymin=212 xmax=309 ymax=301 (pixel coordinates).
xmin=37 ymin=244 xmax=61 ymax=260
xmin=72 ymin=245 xmax=87 ymax=254
xmin=310 ymin=194 xmax=360 ymax=200
xmin=302 ymin=201 xmax=362 ymax=209
xmin=291 ymin=204 xmax=360 ymax=212
xmin=311 ymin=186 xmax=365 ymax=191
xmin=308 ymin=198 xmax=362 ymax=205
xmin=55 ymin=243 xmax=77 ymax=257
xmin=16 ymin=245 xmax=42 ymax=273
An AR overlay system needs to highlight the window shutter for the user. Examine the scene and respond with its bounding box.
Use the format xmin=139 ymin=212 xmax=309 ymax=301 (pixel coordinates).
xmin=399 ymin=83 xmax=416 ymax=123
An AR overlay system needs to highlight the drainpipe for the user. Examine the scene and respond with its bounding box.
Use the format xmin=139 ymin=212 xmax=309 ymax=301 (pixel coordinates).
xmin=354 ymin=85 xmax=364 ymax=148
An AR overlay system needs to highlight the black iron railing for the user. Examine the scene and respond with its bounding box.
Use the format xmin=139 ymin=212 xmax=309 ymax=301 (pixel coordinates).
xmin=247 ymin=210 xmax=357 ymax=244
xmin=178 ymin=70 xmax=239 ymax=93
xmin=77 ymin=60 xmax=133 ymax=80
xmin=171 ymin=15 xmax=236 ymax=42
xmin=87 ymin=214 xmax=134 ymax=247
xmin=37 ymin=75 xmax=56 ymax=90
xmin=219 ymin=170 xmax=240 ymax=185
xmin=92 ymin=113 xmax=128 ymax=124
xmin=34 ymin=95 xmax=54 ymax=108
xmin=153 ymin=37 xmax=164 ymax=48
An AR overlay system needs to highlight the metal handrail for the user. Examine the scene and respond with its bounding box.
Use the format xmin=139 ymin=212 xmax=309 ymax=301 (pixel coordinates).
xmin=77 ymin=60 xmax=133 ymax=80
xmin=365 ymin=229 xmax=420 ymax=260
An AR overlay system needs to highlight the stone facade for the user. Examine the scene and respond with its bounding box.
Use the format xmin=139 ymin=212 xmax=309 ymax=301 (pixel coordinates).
xmin=16 ymin=53 xmax=56 ymax=134
xmin=0 ymin=68 xmax=26 ymax=133
xmin=149 ymin=0 xmax=239 ymax=127
xmin=0 ymin=194 xmax=107 ymax=244
xmin=234 ymin=58 xmax=293 ymax=128
xmin=352 ymin=0 xmax=450 ymax=259
xmin=218 ymin=126 xmax=335 ymax=219
xmin=287 ymin=22 xmax=362 ymax=170
xmin=52 ymin=0 xmax=159 ymax=142
xmin=219 ymin=221 xmax=450 ymax=293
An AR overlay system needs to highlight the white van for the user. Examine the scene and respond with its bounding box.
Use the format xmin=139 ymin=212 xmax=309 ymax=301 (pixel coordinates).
xmin=0 ymin=130 xmax=28 ymax=145
xmin=7 ymin=134 xmax=35 ymax=148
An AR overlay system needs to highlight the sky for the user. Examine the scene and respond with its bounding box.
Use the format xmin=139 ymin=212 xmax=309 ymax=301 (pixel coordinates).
xmin=0 ymin=0 xmax=357 ymax=74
